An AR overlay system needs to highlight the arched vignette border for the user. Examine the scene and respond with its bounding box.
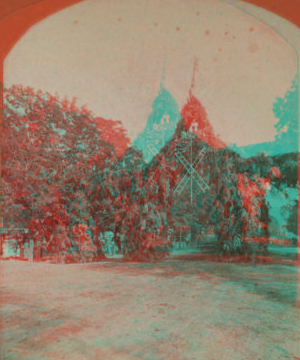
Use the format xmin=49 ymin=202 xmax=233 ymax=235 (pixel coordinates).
xmin=0 ymin=0 xmax=299 ymax=269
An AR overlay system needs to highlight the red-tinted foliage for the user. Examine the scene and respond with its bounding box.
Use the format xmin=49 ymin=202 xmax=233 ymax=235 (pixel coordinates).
xmin=181 ymin=93 xmax=226 ymax=149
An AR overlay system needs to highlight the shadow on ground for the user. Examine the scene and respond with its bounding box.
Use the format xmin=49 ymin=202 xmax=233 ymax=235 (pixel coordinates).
xmin=86 ymin=255 xmax=299 ymax=308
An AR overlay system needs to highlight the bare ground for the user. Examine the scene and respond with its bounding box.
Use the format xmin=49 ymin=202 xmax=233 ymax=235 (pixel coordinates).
xmin=1 ymin=259 xmax=300 ymax=360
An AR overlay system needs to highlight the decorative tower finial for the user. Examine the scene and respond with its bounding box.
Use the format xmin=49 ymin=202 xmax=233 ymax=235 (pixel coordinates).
xmin=190 ymin=56 xmax=198 ymax=97
xmin=160 ymin=49 xmax=166 ymax=90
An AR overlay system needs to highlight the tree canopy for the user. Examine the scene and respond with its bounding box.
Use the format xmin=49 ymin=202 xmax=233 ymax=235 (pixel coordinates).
xmin=2 ymin=85 xmax=289 ymax=260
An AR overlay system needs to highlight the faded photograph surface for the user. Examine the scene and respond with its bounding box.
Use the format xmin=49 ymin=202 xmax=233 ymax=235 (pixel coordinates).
xmin=1 ymin=0 xmax=299 ymax=359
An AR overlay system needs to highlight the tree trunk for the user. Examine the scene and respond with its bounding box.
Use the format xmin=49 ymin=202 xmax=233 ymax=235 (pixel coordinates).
xmin=190 ymin=222 xmax=197 ymax=248
xmin=95 ymin=230 xmax=104 ymax=256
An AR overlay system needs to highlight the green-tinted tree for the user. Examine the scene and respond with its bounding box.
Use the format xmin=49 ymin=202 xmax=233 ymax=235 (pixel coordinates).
xmin=273 ymin=75 xmax=299 ymax=152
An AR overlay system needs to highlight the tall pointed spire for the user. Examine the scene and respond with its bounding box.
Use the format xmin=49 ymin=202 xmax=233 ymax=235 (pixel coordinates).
xmin=181 ymin=56 xmax=226 ymax=149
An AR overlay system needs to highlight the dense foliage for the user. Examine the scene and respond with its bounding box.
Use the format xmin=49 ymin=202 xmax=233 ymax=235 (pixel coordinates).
xmin=2 ymin=84 xmax=297 ymax=260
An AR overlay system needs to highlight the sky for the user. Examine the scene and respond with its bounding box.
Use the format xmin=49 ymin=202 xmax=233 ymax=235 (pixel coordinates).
xmin=4 ymin=0 xmax=298 ymax=146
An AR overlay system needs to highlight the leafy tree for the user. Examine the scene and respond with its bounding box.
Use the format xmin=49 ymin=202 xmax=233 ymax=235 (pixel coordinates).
xmin=273 ymin=75 xmax=299 ymax=152
xmin=285 ymin=201 xmax=298 ymax=245
xmin=2 ymin=85 xmax=129 ymax=257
